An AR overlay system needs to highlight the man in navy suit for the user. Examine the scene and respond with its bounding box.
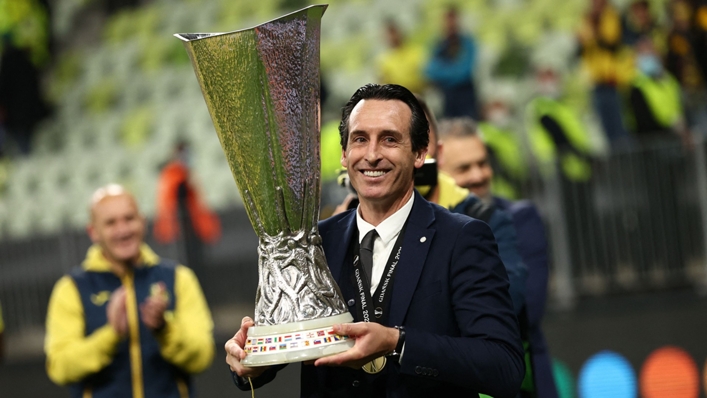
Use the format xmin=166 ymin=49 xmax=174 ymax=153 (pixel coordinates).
xmin=438 ymin=118 xmax=558 ymax=398
xmin=226 ymin=84 xmax=524 ymax=397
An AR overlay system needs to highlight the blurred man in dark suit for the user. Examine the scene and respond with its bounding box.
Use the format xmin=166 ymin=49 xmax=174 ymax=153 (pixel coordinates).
xmin=439 ymin=118 xmax=558 ymax=398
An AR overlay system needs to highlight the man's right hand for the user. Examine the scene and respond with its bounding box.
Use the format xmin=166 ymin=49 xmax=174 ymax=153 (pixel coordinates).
xmin=106 ymin=287 xmax=128 ymax=337
xmin=225 ymin=316 xmax=269 ymax=379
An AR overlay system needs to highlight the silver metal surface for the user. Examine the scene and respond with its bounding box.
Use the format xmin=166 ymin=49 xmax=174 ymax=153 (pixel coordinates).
xmin=176 ymin=5 xmax=348 ymax=325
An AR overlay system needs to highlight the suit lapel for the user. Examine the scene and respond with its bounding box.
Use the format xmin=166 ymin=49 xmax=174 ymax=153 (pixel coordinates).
xmin=389 ymin=191 xmax=436 ymax=327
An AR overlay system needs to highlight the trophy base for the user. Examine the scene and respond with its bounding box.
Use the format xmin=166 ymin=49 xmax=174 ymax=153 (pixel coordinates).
xmin=241 ymin=312 xmax=355 ymax=367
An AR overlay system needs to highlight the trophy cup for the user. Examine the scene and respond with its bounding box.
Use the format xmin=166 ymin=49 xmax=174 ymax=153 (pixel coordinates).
xmin=175 ymin=4 xmax=354 ymax=366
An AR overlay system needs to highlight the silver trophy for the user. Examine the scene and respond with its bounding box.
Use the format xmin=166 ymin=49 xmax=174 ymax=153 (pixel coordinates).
xmin=175 ymin=4 xmax=354 ymax=366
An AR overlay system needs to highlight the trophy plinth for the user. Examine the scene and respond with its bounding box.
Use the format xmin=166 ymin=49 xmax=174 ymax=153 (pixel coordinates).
xmin=176 ymin=4 xmax=355 ymax=366
xmin=242 ymin=313 xmax=353 ymax=366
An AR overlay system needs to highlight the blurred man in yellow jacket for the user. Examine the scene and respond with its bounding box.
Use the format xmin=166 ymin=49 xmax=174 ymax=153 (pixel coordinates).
xmin=45 ymin=184 xmax=214 ymax=398
xmin=629 ymin=36 xmax=691 ymax=146
xmin=377 ymin=20 xmax=427 ymax=95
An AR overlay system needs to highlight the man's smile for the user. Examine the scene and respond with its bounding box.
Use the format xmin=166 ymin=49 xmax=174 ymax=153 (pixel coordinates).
xmin=363 ymin=170 xmax=388 ymax=177
xmin=113 ymin=234 xmax=138 ymax=247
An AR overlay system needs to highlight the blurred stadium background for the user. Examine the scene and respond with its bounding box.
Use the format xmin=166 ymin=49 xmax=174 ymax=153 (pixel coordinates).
xmin=1 ymin=0 xmax=707 ymax=396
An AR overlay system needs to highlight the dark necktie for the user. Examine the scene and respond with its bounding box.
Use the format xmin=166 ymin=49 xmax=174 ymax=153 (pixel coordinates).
xmin=360 ymin=229 xmax=378 ymax=286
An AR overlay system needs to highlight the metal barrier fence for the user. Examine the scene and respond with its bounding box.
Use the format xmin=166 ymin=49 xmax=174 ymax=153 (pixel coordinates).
xmin=1 ymin=140 xmax=707 ymax=335
xmin=0 ymin=229 xmax=89 ymax=334
xmin=527 ymin=138 xmax=707 ymax=308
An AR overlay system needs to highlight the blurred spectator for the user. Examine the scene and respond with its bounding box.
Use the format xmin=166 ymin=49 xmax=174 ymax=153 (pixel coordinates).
xmin=424 ymin=6 xmax=479 ymax=119
xmin=526 ymin=66 xmax=601 ymax=298
xmin=527 ymin=67 xmax=593 ymax=183
xmin=667 ymin=0 xmax=704 ymax=84
xmin=628 ymin=36 xmax=691 ymax=147
xmin=622 ymin=0 xmax=666 ymax=50
xmin=436 ymin=117 xmax=558 ymax=398
xmin=690 ymin=0 xmax=707 ymax=84
xmin=154 ymin=141 xmax=221 ymax=275
xmin=666 ymin=0 xmax=707 ymax=129
xmin=45 ymin=184 xmax=214 ymax=397
xmin=376 ymin=20 xmax=426 ymax=95
xmin=577 ymin=0 xmax=633 ymax=147
xmin=478 ymin=97 xmax=528 ymax=200
xmin=0 ymin=42 xmax=50 ymax=156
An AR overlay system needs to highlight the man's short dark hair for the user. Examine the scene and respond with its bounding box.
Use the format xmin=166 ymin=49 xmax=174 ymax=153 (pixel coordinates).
xmin=339 ymin=83 xmax=429 ymax=153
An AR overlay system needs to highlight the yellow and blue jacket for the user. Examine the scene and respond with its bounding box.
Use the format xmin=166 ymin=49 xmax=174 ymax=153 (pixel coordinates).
xmin=45 ymin=244 xmax=214 ymax=398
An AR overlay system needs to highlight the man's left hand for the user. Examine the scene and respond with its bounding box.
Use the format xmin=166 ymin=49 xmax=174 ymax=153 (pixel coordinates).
xmin=313 ymin=322 xmax=398 ymax=369
xmin=140 ymin=282 xmax=168 ymax=331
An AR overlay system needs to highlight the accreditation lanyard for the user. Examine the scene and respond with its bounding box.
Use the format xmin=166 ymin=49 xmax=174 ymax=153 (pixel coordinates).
xmin=351 ymin=222 xmax=408 ymax=325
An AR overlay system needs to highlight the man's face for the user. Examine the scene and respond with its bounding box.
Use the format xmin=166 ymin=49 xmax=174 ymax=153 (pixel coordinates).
xmin=445 ymin=10 xmax=459 ymax=37
xmin=630 ymin=2 xmax=650 ymax=28
xmin=88 ymin=194 xmax=145 ymax=264
xmin=439 ymin=135 xmax=493 ymax=199
xmin=386 ymin=25 xmax=402 ymax=48
xmin=592 ymin=0 xmax=607 ymax=12
xmin=341 ymin=99 xmax=426 ymax=208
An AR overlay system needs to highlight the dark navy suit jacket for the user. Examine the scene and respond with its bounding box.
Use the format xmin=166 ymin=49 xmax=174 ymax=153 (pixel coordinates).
xmin=451 ymin=194 xmax=528 ymax=315
xmin=494 ymin=197 xmax=558 ymax=398
xmin=238 ymin=191 xmax=524 ymax=397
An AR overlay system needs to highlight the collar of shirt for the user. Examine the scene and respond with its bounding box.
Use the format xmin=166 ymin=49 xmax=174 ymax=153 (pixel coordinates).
xmin=356 ymin=193 xmax=415 ymax=246
xmin=355 ymin=193 xmax=415 ymax=294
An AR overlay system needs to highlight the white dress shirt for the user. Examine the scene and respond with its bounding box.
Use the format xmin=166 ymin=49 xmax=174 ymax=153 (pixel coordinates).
xmin=356 ymin=193 xmax=414 ymax=295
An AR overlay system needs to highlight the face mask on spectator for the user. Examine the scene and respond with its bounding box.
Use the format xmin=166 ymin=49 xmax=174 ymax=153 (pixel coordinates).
xmin=538 ymin=81 xmax=560 ymax=99
xmin=487 ymin=108 xmax=512 ymax=129
xmin=637 ymin=55 xmax=662 ymax=77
